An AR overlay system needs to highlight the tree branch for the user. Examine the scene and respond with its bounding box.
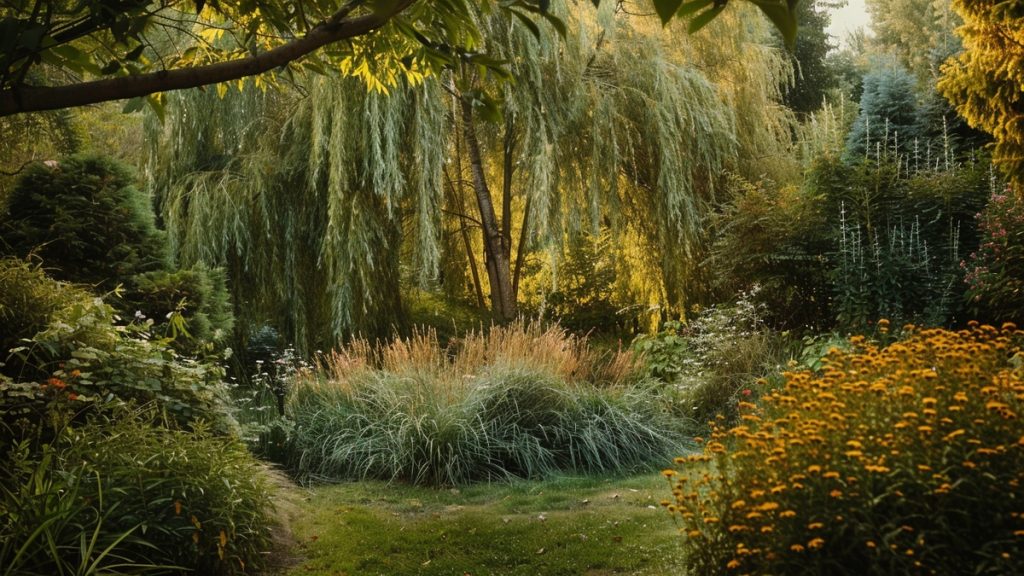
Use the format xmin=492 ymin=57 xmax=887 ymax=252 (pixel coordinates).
xmin=441 ymin=207 xmax=483 ymax=227
xmin=0 ymin=0 xmax=418 ymax=117
xmin=0 ymin=159 xmax=36 ymax=177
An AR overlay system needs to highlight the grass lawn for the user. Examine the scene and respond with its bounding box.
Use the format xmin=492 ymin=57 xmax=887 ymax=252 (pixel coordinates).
xmin=276 ymin=472 xmax=686 ymax=575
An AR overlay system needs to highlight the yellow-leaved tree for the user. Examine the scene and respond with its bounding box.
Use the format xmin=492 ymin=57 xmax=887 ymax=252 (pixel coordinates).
xmin=938 ymin=0 xmax=1024 ymax=189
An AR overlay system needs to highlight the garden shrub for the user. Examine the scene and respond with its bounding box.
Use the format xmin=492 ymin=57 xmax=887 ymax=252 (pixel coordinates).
xmin=662 ymin=323 xmax=1024 ymax=576
xmin=0 ymin=155 xmax=233 ymax=355
xmin=534 ymin=232 xmax=630 ymax=335
xmin=1 ymin=407 xmax=276 ymax=576
xmin=0 ymin=259 xmax=233 ymax=435
xmin=709 ymin=155 xmax=989 ymax=333
xmin=231 ymin=331 xmax=304 ymax=464
xmin=963 ymin=188 xmax=1024 ymax=323
xmin=806 ymin=154 xmax=989 ymax=330
xmin=632 ymin=289 xmax=790 ymax=430
xmin=121 ymin=265 xmax=234 ymax=354
xmin=286 ymin=323 xmax=678 ymax=485
xmin=1 ymin=263 xmax=271 ymax=575
xmin=0 ymin=257 xmax=103 ymax=362
xmin=631 ymin=320 xmax=690 ymax=383
xmin=705 ymin=175 xmax=830 ymax=331
xmin=0 ymin=154 xmax=169 ymax=288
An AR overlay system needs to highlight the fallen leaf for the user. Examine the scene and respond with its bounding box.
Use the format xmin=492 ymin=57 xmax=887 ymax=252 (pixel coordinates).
xmin=536 ymin=548 xmax=546 ymax=555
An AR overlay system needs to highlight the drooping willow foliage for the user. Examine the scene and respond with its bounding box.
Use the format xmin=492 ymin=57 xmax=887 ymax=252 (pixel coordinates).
xmin=148 ymin=1 xmax=794 ymax=350
xmin=149 ymin=79 xmax=447 ymax=352
xmin=462 ymin=2 xmax=795 ymax=312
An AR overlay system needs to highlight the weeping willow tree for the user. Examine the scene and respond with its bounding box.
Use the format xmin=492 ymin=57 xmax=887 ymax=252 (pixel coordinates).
xmin=148 ymin=78 xmax=446 ymax=352
xmin=445 ymin=1 xmax=795 ymax=320
xmin=148 ymin=0 xmax=793 ymax=349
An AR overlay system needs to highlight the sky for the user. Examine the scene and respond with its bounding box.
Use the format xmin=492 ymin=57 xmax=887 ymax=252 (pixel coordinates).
xmin=826 ymin=0 xmax=872 ymax=49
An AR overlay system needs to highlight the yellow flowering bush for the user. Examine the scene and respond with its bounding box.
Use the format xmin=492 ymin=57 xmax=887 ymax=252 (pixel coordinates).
xmin=663 ymin=323 xmax=1024 ymax=575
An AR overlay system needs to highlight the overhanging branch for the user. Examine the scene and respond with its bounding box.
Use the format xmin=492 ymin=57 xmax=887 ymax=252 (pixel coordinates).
xmin=0 ymin=0 xmax=418 ymax=117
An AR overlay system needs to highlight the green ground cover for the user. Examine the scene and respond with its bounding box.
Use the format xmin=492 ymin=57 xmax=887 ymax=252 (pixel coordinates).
xmin=278 ymin=474 xmax=685 ymax=576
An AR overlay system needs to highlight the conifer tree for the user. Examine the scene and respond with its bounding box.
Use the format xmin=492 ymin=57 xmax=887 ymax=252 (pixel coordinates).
xmin=938 ymin=0 xmax=1024 ymax=188
xmin=844 ymin=58 xmax=921 ymax=160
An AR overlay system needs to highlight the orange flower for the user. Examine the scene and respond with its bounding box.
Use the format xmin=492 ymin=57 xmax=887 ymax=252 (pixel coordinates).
xmin=48 ymin=377 xmax=66 ymax=390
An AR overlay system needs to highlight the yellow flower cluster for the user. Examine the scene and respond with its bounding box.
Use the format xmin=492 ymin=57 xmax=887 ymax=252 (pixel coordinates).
xmin=664 ymin=323 xmax=1024 ymax=576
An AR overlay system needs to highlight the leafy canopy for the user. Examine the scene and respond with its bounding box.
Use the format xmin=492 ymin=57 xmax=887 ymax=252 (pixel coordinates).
xmin=0 ymin=0 xmax=800 ymax=116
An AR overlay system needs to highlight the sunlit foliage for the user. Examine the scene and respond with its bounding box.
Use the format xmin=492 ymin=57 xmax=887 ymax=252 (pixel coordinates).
xmin=149 ymin=2 xmax=795 ymax=348
xmin=663 ymin=323 xmax=1024 ymax=575
xmin=938 ymin=0 xmax=1024 ymax=187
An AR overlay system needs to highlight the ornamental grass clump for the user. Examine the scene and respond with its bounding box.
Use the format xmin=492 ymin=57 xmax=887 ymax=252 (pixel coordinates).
xmin=663 ymin=322 xmax=1024 ymax=576
xmin=286 ymin=323 xmax=680 ymax=485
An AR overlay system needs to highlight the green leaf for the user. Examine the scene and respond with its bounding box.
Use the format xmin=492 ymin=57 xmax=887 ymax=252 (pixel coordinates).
xmin=652 ymin=0 xmax=685 ymax=25
xmin=50 ymin=44 xmax=86 ymax=63
xmin=541 ymin=12 xmax=567 ymax=37
xmin=510 ymin=9 xmax=542 ymax=41
xmin=464 ymin=54 xmax=511 ymax=80
xmin=469 ymin=90 xmax=504 ymax=123
xmin=369 ymin=0 xmax=406 ymax=16
xmin=15 ymin=25 xmax=47 ymax=51
xmin=687 ymin=4 xmax=726 ymax=34
xmin=125 ymin=43 xmax=146 ymax=61
xmin=146 ymin=94 xmax=166 ymax=124
xmin=677 ymin=0 xmax=714 ymax=17
xmin=748 ymin=0 xmax=799 ymax=49
xmin=122 ymin=96 xmax=145 ymax=113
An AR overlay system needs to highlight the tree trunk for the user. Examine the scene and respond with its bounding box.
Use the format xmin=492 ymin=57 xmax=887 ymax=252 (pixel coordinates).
xmin=512 ymin=195 xmax=532 ymax=299
xmin=443 ymin=164 xmax=486 ymax=308
xmin=460 ymin=97 xmax=517 ymax=321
